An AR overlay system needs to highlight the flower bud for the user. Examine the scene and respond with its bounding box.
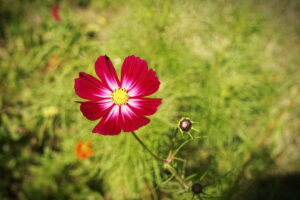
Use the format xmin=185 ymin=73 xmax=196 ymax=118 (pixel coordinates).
xmin=192 ymin=183 xmax=203 ymax=194
xmin=179 ymin=118 xmax=192 ymax=132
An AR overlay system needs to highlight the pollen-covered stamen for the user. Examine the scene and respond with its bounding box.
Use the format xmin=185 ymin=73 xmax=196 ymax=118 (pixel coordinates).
xmin=112 ymin=88 xmax=129 ymax=105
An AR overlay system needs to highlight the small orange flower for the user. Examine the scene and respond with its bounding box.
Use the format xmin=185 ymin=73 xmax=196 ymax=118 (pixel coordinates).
xmin=75 ymin=141 xmax=94 ymax=159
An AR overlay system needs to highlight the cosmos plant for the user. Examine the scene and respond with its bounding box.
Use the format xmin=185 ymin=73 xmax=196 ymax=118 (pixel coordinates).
xmin=74 ymin=55 xmax=209 ymax=196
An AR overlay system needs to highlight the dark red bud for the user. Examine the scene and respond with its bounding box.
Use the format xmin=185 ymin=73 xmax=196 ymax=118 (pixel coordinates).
xmin=192 ymin=183 xmax=203 ymax=194
xmin=179 ymin=119 xmax=192 ymax=132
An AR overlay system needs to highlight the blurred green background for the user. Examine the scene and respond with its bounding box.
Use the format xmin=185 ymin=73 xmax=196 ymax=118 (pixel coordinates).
xmin=1 ymin=0 xmax=300 ymax=199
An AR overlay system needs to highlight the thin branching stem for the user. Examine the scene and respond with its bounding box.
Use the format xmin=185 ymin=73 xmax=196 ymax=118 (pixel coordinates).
xmin=131 ymin=131 xmax=190 ymax=190
xmin=131 ymin=131 xmax=167 ymax=163
xmin=165 ymin=164 xmax=189 ymax=190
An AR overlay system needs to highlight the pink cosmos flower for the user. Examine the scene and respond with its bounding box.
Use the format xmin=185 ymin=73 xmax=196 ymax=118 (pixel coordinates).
xmin=74 ymin=55 xmax=162 ymax=135
xmin=51 ymin=6 xmax=61 ymax=22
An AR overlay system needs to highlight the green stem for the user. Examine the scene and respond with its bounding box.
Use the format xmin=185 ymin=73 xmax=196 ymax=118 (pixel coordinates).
xmin=173 ymin=139 xmax=190 ymax=157
xmin=165 ymin=164 xmax=189 ymax=190
xmin=131 ymin=131 xmax=190 ymax=190
xmin=131 ymin=131 xmax=167 ymax=163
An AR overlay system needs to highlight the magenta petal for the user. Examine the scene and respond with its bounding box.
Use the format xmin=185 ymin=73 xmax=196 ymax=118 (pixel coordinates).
xmin=128 ymin=69 xmax=160 ymax=97
xmin=121 ymin=56 xmax=148 ymax=91
xmin=95 ymin=56 xmax=120 ymax=91
xmin=74 ymin=72 xmax=111 ymax=100
xmin=92 ymin=106 xmax=122 ymax=135
xmin=120 ymin=56 xmax=160 ymax=98
xmin=80 ymin=99 xmax=114 ymax=120
xmin=120 ymin=105 xmax=150 ymax=132
xmin=79 ymin=72 xmax=102 ymax=87
xmin=128 ymin=98 xmax=162 ymax=116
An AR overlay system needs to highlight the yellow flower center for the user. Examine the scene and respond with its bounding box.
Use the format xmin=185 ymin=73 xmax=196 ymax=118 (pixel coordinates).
xmin=112 ymin=88 xmax=129 ymax=105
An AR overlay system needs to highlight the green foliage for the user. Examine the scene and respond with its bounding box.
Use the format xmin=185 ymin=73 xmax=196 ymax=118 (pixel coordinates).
xmin=1 ymin=0 xmax=300 ymax=199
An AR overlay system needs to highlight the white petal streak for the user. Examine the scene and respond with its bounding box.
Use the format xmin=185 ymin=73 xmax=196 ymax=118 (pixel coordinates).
xmin=101 ymin=100 xmax=114 ymax=109
xmin=104 ymin=74 xmax=119 ymax=91
xmin=121 ymin=77 xmax=132 ymax=91
xmin=104 ymin=105 xmax=120 ymax=121
xmin=127 ymin=86 xmax=140 ymax=97
xmin=120 ymin=105 xmax=134 ymax=119
xmin=95 ymin=88 xmax=112 ymax=98
xmin=127 ymin=99 xmax=140 ymax=108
